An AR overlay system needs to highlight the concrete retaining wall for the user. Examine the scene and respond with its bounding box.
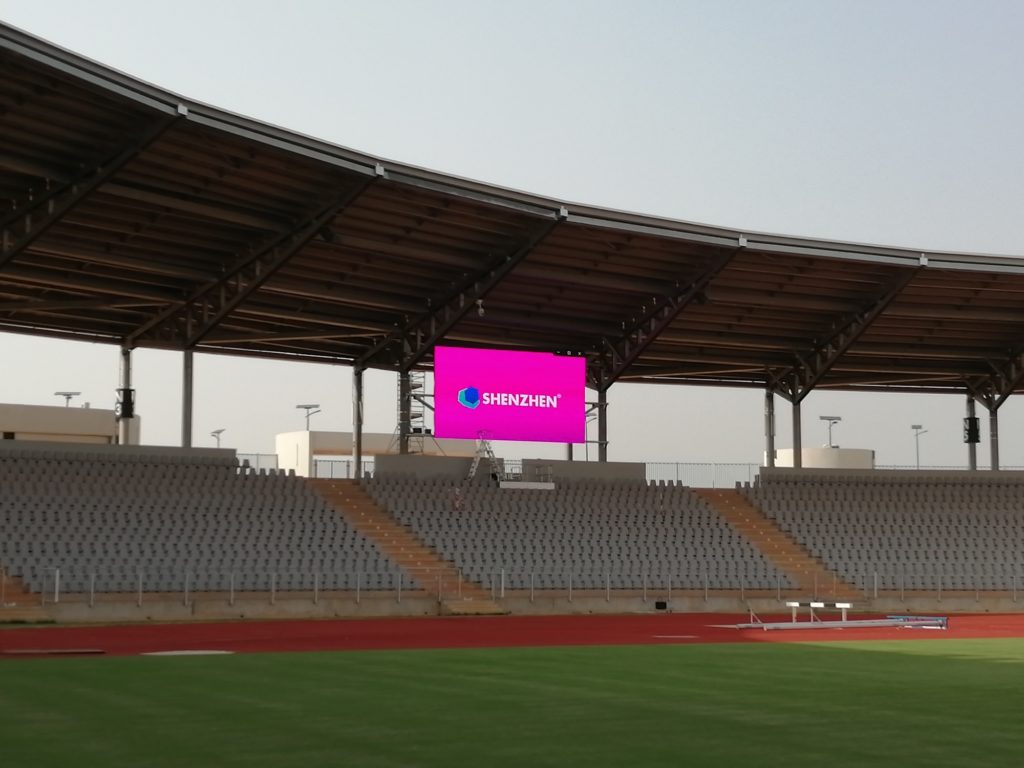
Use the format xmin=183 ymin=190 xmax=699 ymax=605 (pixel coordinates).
xmin=23 ymin=591 xmax=1024 ymax=625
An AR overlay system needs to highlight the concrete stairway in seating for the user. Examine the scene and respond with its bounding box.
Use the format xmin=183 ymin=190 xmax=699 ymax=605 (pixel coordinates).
xmin=309 ymin=479 xmax=505 ymax=615
xmin=0 ymin=568 xmax=50 ymax=622
xmin=695 ymin=489 xmax=860 ymax=600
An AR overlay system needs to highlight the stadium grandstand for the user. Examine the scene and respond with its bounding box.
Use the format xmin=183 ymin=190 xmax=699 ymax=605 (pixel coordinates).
xmin=3 ymin=21 xmax=1024 ymax=623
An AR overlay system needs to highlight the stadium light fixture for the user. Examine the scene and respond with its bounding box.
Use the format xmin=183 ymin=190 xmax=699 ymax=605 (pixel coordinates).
xmin=296 ymin=403 xmax=321 ymax=431
xmin=912 ymin=424 xmax=928 ymax=470
xmin=54 ymin=391 xmax=81 ymax=407
xmin=819 ymin=415 xmax=842 ymax=448
xmin=210 ymin=428 xmax=226 ymax=448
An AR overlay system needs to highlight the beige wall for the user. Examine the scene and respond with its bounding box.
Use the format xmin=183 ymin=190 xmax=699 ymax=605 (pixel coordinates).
xmin=0 ymin=403 xmax=140 ymax=444
xmin=773 ymin=447 xmax=875 ymax=469
xmin=375 ymin=454 xmax=476 ymax=478
xmin=276 ymin=431 xmax=477 ymax=477
xmin=522 ymin=459 xmax=646 ymax=482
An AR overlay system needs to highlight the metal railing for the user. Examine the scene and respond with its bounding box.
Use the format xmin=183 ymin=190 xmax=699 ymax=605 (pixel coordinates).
xmin=20 ymin=564 xmax=1022 ymax=609
xmin=32 ymin=568 xmax=418 ymax=608
xmin=313 ymin=458 xmax=375 ymax=479
xmin=236 ymin=453 xmax=279 ymax=472
xmin=311 ymin=458 xmax=765 ymax=486
xmin=306 ymin=456 xmax=1024 ymax=484
xmin=645 ymin=462 xmax=760 ymax=487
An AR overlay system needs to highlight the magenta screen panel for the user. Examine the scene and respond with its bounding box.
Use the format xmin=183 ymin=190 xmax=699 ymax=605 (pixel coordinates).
xmin=433 ymin=346 xmax=585 ymax=443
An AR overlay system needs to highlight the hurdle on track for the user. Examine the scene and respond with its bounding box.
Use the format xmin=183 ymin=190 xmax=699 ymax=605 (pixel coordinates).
xmin=733 ymin=602 xmax=948 ymax=631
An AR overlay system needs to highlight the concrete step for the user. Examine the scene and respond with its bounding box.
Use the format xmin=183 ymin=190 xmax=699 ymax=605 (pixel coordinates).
xmin=309 ymin=478 xmax=492 ymax=601
xmin=696 ymin=488 xmax=860 ymax=599
xmin=1 ymin=568 xmax=37 ymax=607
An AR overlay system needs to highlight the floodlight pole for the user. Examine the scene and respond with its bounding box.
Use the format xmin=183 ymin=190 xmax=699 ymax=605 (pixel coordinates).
xmin=911 ymin=424 xmax=927 ymax=470
xmin=54 ymin=391 xmax=80 ymax=407
xmin=296 ymin=404 xmax=321 ymax=431
xmin=211 ymin=428 xmax=225 ymax=448
xmin=818 ymin=416 xmax=842 ymax=449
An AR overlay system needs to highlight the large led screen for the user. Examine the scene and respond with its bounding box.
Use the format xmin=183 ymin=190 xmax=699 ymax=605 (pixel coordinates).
xmin=433 ymin=346 xmax=585 ymax=443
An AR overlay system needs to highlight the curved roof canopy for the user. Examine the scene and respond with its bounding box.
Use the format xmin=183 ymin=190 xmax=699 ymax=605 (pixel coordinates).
xmin=2 ymin=23 xmax=1024 ymax=407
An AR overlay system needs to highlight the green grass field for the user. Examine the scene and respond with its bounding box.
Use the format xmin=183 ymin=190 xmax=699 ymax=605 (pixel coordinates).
xmin=3 ymin=639 xmax=1024 ymax=768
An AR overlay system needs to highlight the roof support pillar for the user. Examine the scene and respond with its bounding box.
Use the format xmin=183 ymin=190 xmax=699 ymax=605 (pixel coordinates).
xmin=765 ymin=389 xmax=776 ymax=468
xmin=597 ymin=388 xmax=608 ymax=462
xmin=792 ymin=399 xmax=803 ymax=469
xmin=990 ymin=408 xmax=1000 ymax=471
xmin=181 ymin=349 xmax=194 ymax=448
xmin=398 ymin=370 xmax=411 ymax=455
xmin=966 ymin=396 xmax=978 ymax=471
xmin=965 ymin=360 xmax=1019 ymax=471
xmin=353 ymin=367 xmax=364 ymax=478
xmin=118 ymin=347 xmax=133 ymax=446
xmin=962 ymin=345 xmax=1024 ymax=472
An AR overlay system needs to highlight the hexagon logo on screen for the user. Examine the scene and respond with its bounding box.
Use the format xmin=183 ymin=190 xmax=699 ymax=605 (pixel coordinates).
xmin=457 ymin=386 xmax=481 ymax=409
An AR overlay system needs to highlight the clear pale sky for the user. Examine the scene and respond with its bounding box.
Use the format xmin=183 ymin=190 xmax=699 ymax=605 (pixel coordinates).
xmin=2 ymin=1 xmax=1023 ymax=466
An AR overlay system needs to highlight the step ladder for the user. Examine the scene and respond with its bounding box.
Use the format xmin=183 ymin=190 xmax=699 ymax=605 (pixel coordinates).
xmin=468 ymin=432 xmax=504 ymax=482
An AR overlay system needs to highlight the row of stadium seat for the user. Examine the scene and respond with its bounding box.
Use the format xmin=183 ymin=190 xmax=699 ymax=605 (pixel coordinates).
xmin=0 ymin=446 xmax=416 ymax=594
xmin=743 ymin=474 xmax=1024 ymax=590
xmin=366 ymin=476 xmax=795 ymax=591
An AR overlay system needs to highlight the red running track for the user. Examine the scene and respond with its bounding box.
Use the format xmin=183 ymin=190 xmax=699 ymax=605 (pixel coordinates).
xmin=2 ymin=613 xmax=1024 ymax=658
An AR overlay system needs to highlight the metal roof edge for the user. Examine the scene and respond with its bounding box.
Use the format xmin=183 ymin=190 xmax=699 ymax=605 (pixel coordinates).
xmin=4 ymin=21 xmax=1024 ymax=273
